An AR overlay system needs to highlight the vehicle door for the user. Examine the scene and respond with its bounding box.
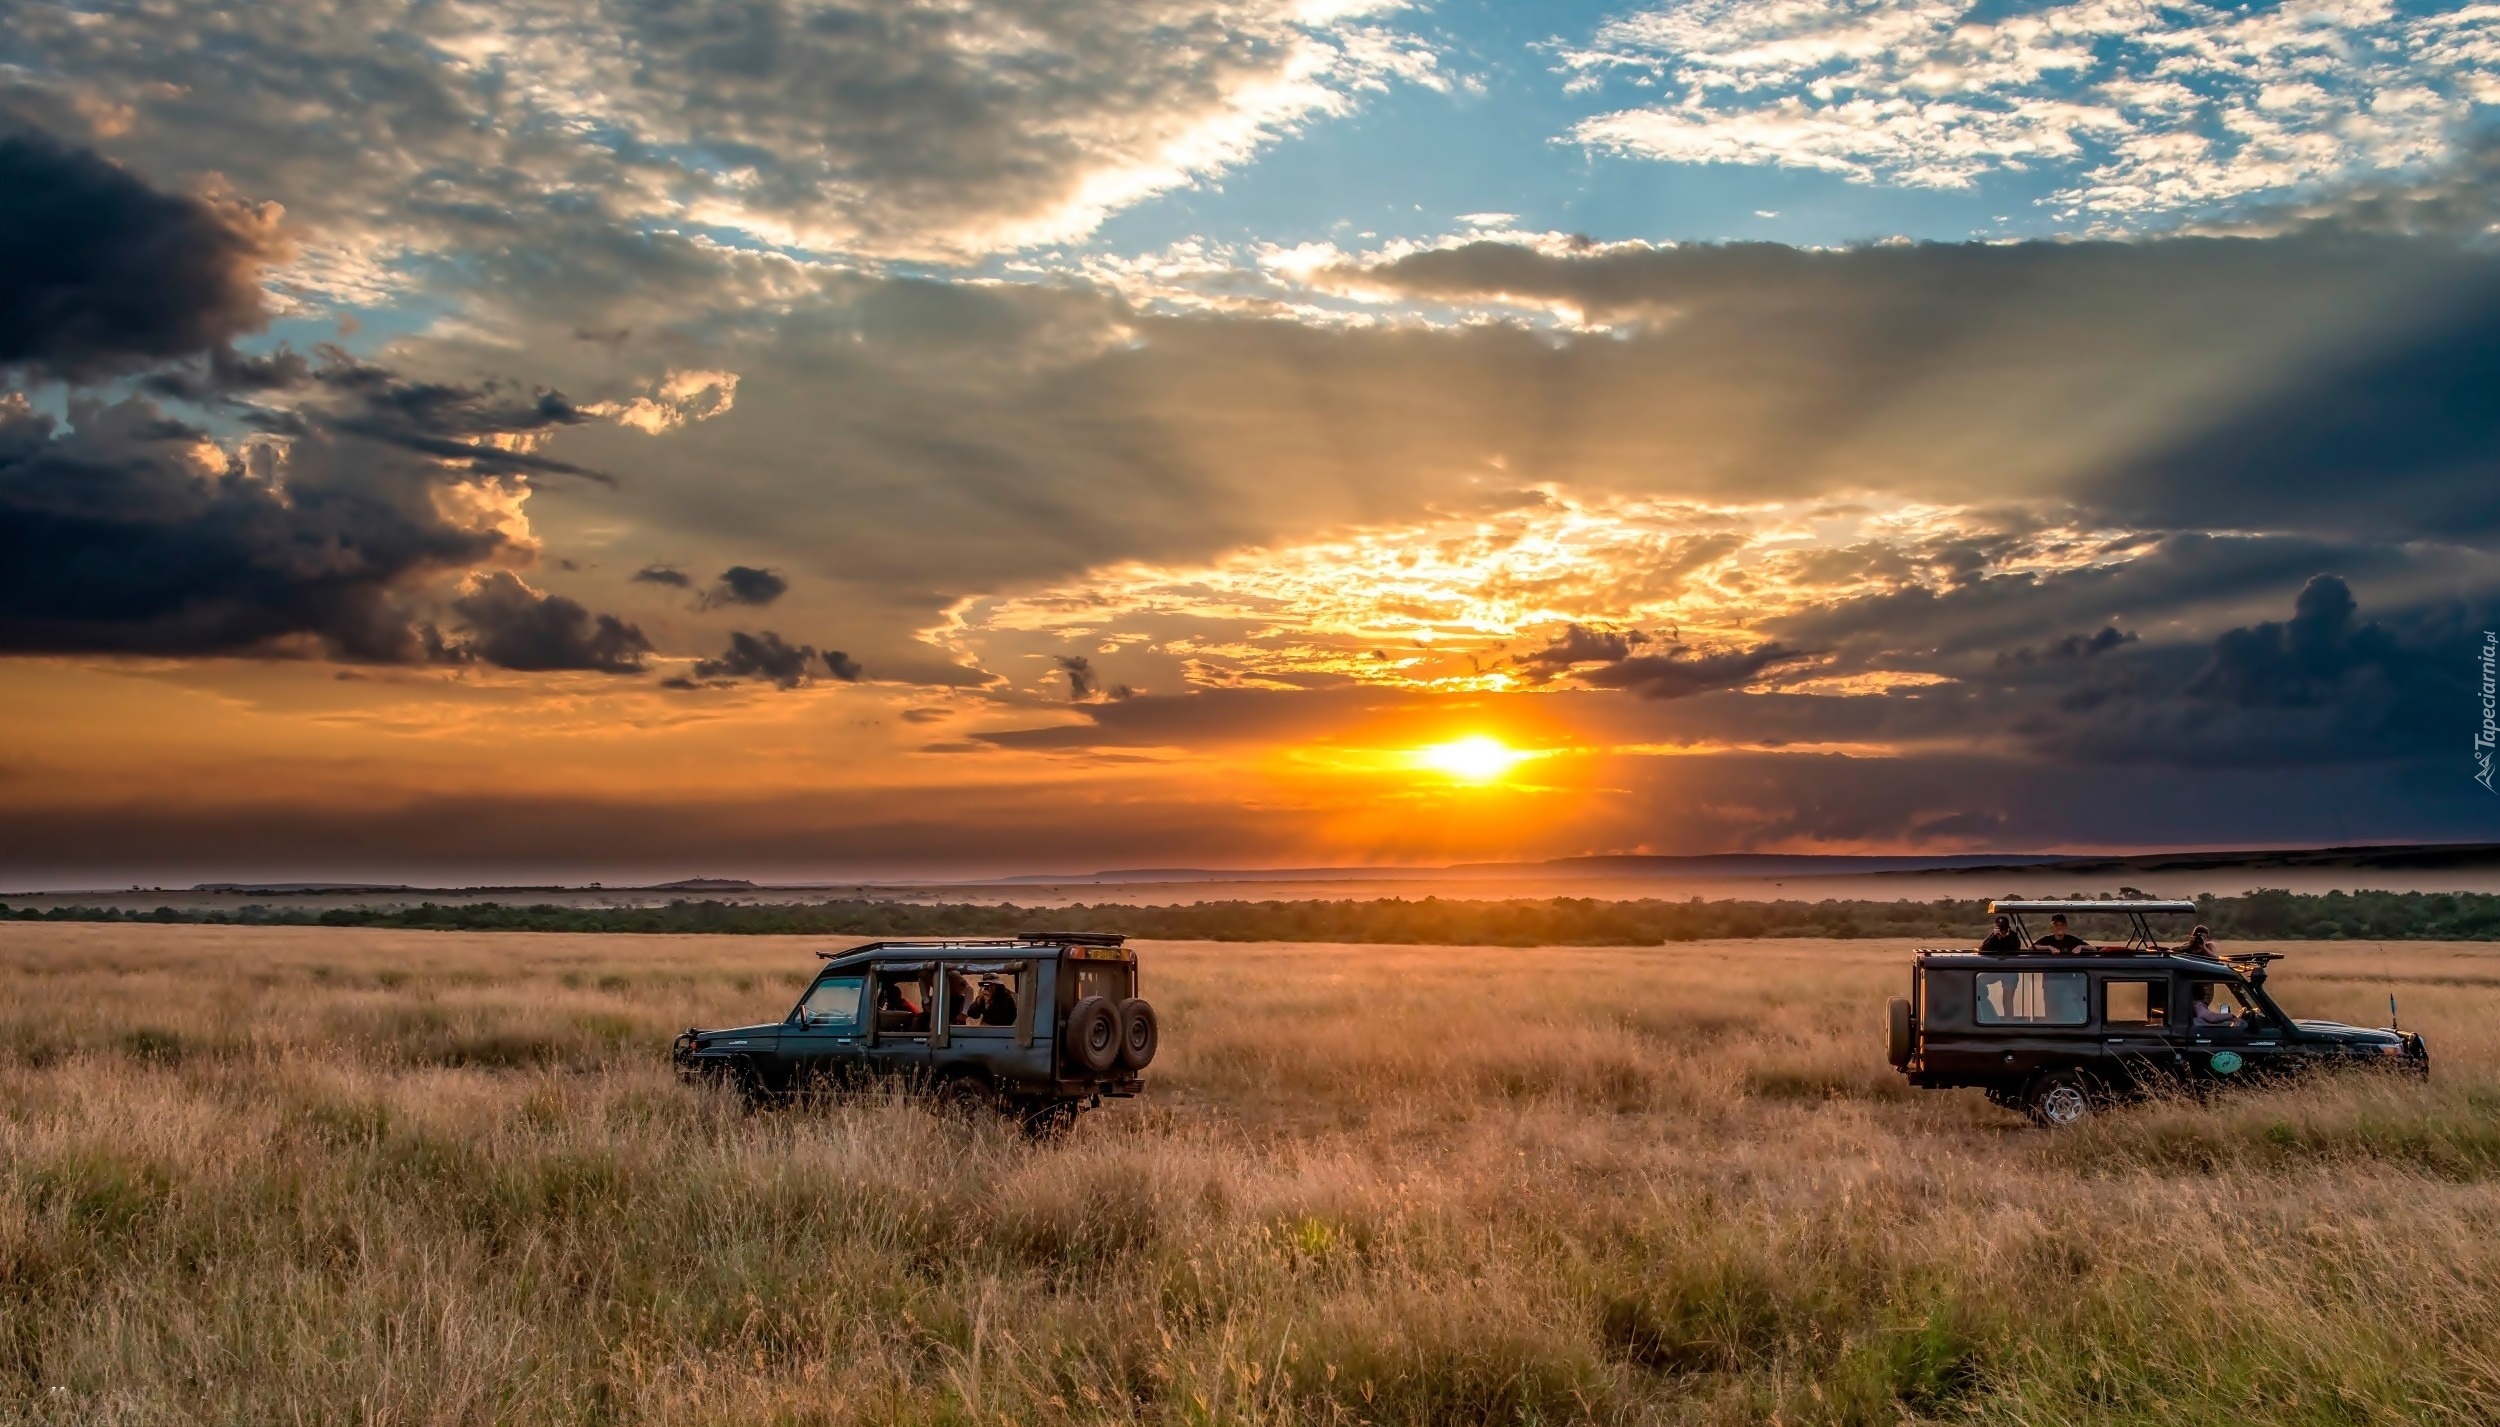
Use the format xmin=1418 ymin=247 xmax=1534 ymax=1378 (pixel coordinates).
xmin=2177 ymin=976 xmax=2278 ymax=1083
xmin=932 ymin=959 xmax=1043 ymax=1087
xmin=779 ymin=971 xmax=868 ymax=1093
xmin=1970 ymin=967 xmax=2094 ymax=1078
xmin=864 ymin=961 xmax=934 ymax=1085
xmin=2097 ymin=973 xmax=2178 ymax=1088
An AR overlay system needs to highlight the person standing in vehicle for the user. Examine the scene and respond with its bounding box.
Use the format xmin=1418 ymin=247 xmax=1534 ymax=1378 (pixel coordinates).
xmin=2184 ymin=925 xmax=2217 ymax=957
xmin=2032 ymin=914 xmax=2089 ymax=952
xmin=1978 ymin=914 xmax=2024 ymax=952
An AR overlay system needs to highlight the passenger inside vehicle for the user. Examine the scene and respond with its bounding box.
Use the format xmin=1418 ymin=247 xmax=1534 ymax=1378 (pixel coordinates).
xmin=875 ymin=974 xmax=929 ymax=1033
xmin=964 ymin=976 xmax=1019 ymax=1026
xmin=2032 ymin=914 xmax=2090 ymax=953
xmin=1978 ymin=914 xmax=2024 ymax=952
xmin=2184 ymin=925 xmax=2216 ymax=957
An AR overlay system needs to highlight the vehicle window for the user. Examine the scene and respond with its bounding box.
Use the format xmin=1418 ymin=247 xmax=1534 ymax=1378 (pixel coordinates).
xmin=1975 ymin=971 xmax=2090 ymax=1026
xmin=946 ymin=964 xmax=1028 ymax=1028
xmin=1074 ymin=963 xmax=1133 ymax=1004
xmin=2187 ymin=980 xmax=2258 ymax=1027
xmin=2102 ymin=978 xmax=2167 ymax=1027
xmin=799 ymin=975 xmax=863 ymax=1031
xmin=872 ymin=969 xmax=931 ymax=1034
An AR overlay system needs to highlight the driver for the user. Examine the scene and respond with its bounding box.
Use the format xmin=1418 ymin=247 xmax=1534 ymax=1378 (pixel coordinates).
xmin=2190 ymin=982 xmax=2241 ymax=1027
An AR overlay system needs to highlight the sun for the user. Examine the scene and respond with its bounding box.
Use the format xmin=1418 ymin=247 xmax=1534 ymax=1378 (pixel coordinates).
xmin=1411 ymin=734 xmax=1532 ymax=783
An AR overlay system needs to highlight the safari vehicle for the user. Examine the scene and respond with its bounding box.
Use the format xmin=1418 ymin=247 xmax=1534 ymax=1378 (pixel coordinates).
xmin=672 ymin=931 xmax=1155 ymax=1135
xmin=1887 ymin=899 xmax=2427 ymax=1126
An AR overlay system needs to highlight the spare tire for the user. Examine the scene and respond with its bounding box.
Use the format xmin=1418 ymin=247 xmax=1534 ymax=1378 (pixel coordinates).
xmin=1116 ymin=998 xmax=1158 ymax=1071
xmin=1064 ymin=995 xmax=1121 ymax=1075
xmin=1886 ymin=997 xmax=1913 ymax=1069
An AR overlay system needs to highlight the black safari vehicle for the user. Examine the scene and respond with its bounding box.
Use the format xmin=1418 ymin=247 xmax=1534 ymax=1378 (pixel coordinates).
xmin=673 ymin=931 xmax=1154 ymax=1135
xmin=1888 ymin=899 xmax=2427 ymax=1126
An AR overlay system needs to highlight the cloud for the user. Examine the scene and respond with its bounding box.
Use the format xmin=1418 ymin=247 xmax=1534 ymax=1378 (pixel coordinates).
xmin=4 ymin=0 xmax=1440 ymax=266
xmin=1058 ymin=654 xmax=1100 ymax=700
xmin=631 ymin=565 xmax=693 ymax=589
xmin=705 ymin=566 xmax=789 ymax=609
xmin=674 ymin=629 xmax=854 ymax=689
xmin=1997 ymin=625 xmax=2136 ymax=667
xmin=1562 ymin=0 xmax=2500 ymax=218
xmin=440 ymin=571 xmax=652 ymax=673
xmin=1575 ymin=641 xmax=1814 ymax=700
xmin=1512 ymin=622 xmax=1646 ymax=682
xmin=0 ymin=384 xmax=605 ymax=662
xmin=0 ymin=130 xmax=277 ymax=378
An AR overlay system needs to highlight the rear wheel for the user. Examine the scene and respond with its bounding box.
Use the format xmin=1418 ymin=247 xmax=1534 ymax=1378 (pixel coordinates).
xmin=1885 ymin=997 xmax=1912 ymax=1068
xmin=1116 ymin=998 xmax=1159 ymax=1071
xmin=1015 ymin=1099 xmax=1081 ymax=1142
xmin=2026 ymin=1071 xmax=2094 ymax=1128
xmin=932 ymin=1071 xmax=998 ymax=1121
xmin=1064 ymin=996 xmax=1122 ymax=1075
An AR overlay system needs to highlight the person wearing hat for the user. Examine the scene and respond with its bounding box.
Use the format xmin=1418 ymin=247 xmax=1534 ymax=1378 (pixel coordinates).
xmin=1978 ymin=914 xmax=2024 ymax=953
xmin=2184 ymin=924 xmax=2217 ymax=957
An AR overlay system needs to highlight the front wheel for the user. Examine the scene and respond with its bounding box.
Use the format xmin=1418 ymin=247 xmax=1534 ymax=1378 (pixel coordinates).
xmin=2026 ymin=1071 xmax=2094 ymax=1128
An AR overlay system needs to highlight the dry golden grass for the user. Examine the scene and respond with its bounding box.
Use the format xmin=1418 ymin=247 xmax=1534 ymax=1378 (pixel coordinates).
xmin=2 ymin=923 xmax=2497 ymax=1425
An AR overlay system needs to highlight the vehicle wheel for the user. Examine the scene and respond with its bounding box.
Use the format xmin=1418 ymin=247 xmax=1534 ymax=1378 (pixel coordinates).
xmin=710 ymin=1058 xmax=775 ymax=1112
xmin=2026 ymin=1071 xmax=2094 ymax=1128
xmin=1064 ymin=996 xmax=1121 ymax=1075
xmin=1885 ymin=997 xmax=1912 ymax=1069
xmin=1014 ymin=1099 xmax=1081 ymax=1142
xmin=1116 ymin=998 xmax=1159 ymax=1071
xmin=932 ymin=1071 xmax=998 ymax=1120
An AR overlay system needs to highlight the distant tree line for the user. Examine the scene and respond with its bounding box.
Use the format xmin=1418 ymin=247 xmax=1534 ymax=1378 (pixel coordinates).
xmin=5 ymin=888 xmax=2498 ymax=943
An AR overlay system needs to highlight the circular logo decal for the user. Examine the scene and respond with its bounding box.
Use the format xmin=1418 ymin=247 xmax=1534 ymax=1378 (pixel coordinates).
xmin=2209 ymin=1050 xmax=2244 ymax=1075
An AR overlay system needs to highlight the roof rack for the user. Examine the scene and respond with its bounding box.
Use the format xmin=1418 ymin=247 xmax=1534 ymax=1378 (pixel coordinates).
xmin=1989 ymin=899 xmax=2197 ymax=915
xmin=1983 ymin=897 xmax=2197 ymax=954
xmin=814 ymin=932 xmax=1129 ymax=960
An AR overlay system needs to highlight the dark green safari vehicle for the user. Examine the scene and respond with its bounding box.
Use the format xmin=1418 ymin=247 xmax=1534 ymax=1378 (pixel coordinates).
xmin=1888 ymin=899 xmax=2428 ymax=1126
xmin=673 ymin=931 xmax=1155 ymax=1135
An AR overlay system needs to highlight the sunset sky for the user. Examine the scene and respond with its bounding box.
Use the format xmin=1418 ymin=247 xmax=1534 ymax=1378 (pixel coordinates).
xmin=4 ymin=0 xmax=2497 ymax=884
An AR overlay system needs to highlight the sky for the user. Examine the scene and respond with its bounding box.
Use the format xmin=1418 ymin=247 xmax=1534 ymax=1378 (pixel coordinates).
xmin=3 ymin=0 xmax=2498 ymax=884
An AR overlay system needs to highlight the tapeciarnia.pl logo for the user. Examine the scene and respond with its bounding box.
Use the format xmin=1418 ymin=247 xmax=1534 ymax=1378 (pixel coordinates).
xmin=2479 ymin=631 xmax=2497 ymax=793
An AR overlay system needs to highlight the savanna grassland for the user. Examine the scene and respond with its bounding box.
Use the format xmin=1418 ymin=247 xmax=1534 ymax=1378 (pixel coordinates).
xmin=1 ymin=925 xmax=2496 ymax=1426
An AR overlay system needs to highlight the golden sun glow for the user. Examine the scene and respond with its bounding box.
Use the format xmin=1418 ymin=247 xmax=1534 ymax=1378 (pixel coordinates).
xmin=1411 ymin=734 xmax=1532 ymax=783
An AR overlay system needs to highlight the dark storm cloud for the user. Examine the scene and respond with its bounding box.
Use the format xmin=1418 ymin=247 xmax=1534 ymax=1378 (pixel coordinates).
xmin=2089 ymin=276 xmax=2500 ymax=538
xmin=441 ymin=572 xmax=651 ymax=673
xmin=0 ymin=365 xmax=642 ymax=664
xmin=0 ymin=130 xmax=273 ymax=379
xmin=631 ymin=565 xmax=693 ymax=588
xmin=0 ymin=393 xmax=498 ymax=661
xmin=1998 ymin=627 xmax=2137 ymax=667
xmin=1575 ymin=642 xmax=1815 ymax=700
xmin=1320 ymin=228 xmax=2500 ymax=544
xmin=1057 ymin=654 xmax=1099 ymax=701
xmin=1513 ymin=622 xmax=1645 ymax=683
xmin=2024 ymin=575 xmax=2476 ymax=767
xmin=671 ymin=630 xmax=849 ymax=689
xmin=705 ymin=565 xmax=788 ymax=608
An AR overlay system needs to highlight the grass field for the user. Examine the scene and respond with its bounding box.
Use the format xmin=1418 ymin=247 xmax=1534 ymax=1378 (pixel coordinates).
xmin=2 ymin=925 xmax=2496 ymax=1425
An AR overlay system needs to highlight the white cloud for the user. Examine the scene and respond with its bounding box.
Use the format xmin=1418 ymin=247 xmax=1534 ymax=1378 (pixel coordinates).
xmin=1564 ymin=0 xmax=2500 ymax=217
xmin=1 ymin=0 xmax=1445 ymax=275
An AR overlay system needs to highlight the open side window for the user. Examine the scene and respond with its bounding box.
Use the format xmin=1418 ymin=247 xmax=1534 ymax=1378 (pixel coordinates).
xmin=2101 ymin=977 xmax=2169 ymax=1029
xmin=1974 ymin=970 xmax=2090 ymax=1026
xmin=941 ymin=961 xmax=1031 ymax=1035
xmin=870 ymin=964 xmax=932 ymax=1037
